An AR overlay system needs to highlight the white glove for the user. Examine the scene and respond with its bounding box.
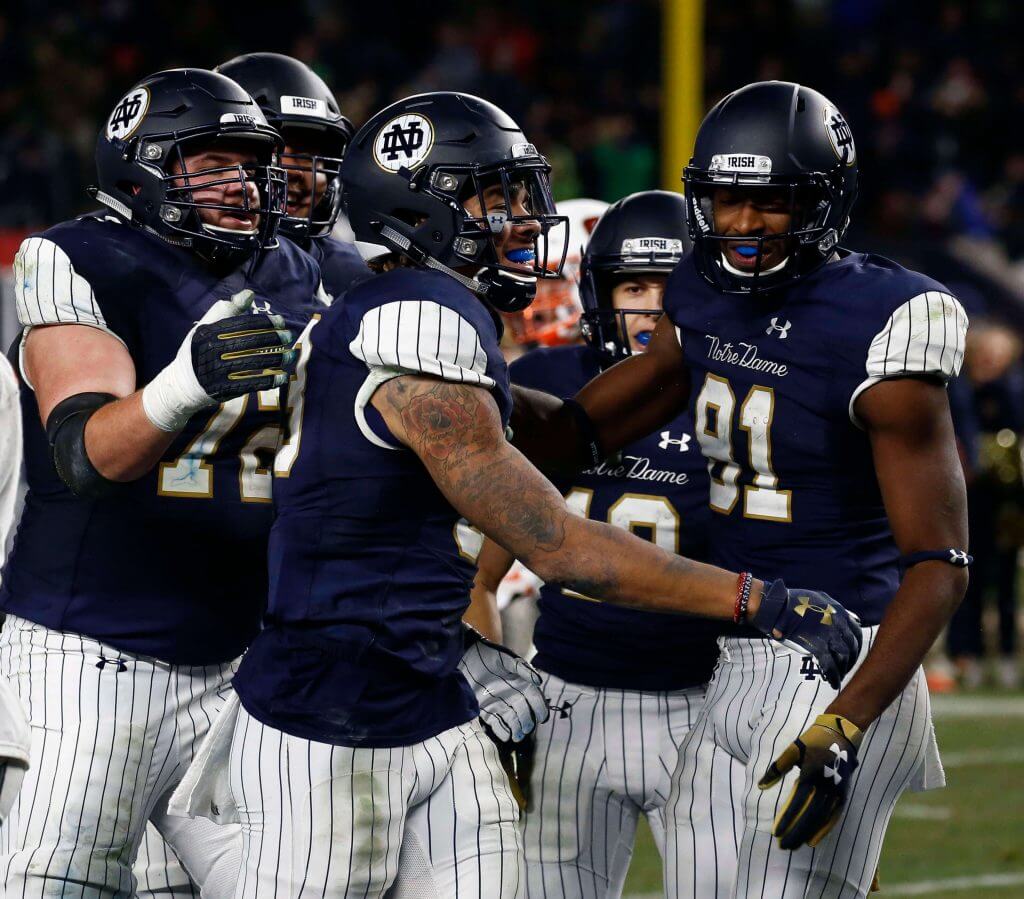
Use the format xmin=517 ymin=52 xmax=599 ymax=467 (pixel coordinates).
xmin=142 ymin=289 xmax=292 ymax=432
xmin=0 ymin=677 xmax=30 ymax=822
xmin=458 ymin=629 xmax=549 ymax=743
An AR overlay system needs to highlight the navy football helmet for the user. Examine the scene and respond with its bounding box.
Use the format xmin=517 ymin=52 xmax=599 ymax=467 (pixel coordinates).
xmin=683 ymin=81 xmax=858 ymax=294
xmin=340 ymin=92 xmax=567 ymax=312
xmin=216 ymin=53 xmax=353 ymax=243
xmin=92 ymin=68 xmax=286 ymax=267
xmin=580 ymin=190 xmax=689 ymax=362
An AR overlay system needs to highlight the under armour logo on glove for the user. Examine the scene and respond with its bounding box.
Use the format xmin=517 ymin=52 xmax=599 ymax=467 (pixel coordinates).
xmin=824 ymin=743 xmax=847 ymax=784
xmin=658 ymin=431 xmax=691 ymax=452
xmin=766 ymin=317 xmax=792 ymax=338
xmin=758 ymin=713 xmax=864 ymax=850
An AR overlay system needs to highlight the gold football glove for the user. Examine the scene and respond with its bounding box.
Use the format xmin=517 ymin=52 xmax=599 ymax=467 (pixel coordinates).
xmin=758 ymin=713 xmax=864 ymax=850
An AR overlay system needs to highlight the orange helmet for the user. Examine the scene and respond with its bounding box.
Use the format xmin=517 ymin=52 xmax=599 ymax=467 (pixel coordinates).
xmin=504 ymin=198 xmax=609 ymax=346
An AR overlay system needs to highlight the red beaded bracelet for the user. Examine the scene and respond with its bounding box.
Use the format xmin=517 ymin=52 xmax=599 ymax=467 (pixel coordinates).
xmin=734 ymin=571 xmax=753 ymax=624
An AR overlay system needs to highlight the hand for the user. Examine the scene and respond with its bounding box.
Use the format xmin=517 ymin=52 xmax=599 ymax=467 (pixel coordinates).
xmin=142 ymin=289 xmax=295 ymax=432
xmin=751 ymin=580 xmax=862 ymax=689
xmin=458 ymin=625 xmax=550 ymax=743
xmin=758 ymin=713 xmax=864 ymax=849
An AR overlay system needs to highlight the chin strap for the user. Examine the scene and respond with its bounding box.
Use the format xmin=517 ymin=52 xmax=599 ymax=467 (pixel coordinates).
xmin=377 ymin=223 xmax=488 ymax=296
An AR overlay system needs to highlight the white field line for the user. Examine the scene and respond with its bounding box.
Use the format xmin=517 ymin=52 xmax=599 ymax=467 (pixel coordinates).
xmin=942 ymin=746 xmax=1024 ymax=767
xmin=894 ymin=803 xmax=952 ymax=820
xmin=885 ymin=871 xmax=1024 ymax=895
xmin=930 ymin=695 xmax=1024 ymax=718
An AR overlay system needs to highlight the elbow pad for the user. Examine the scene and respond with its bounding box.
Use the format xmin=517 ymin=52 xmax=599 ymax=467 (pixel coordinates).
xmin=45 ymin=392 xmax=120 ymax=499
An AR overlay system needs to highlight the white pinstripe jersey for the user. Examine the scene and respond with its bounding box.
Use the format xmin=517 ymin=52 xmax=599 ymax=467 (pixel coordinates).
xmin=665 ymin=250 xmax=967 ymax=625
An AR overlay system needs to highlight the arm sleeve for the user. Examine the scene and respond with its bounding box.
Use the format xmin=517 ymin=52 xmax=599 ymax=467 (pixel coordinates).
xmin=13 ymin=237 xmax=108 ymax=330
xmin=849 ymin=290 xmax=968 ymax=425
xmin=348 ymin=300 xmax=496 ymax=388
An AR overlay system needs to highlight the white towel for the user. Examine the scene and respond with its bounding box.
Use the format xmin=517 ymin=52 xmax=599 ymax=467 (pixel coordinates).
xmin=167 ymin=691 xmax=241 ymax=824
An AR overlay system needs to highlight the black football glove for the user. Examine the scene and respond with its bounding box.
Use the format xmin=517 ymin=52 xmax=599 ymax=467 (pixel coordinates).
xmin=191 ymin=312 xmax=295 ymax=401
xmin=142 ymin=289 xmax=296 ymax=432
xmin=752 ymin=580 xmax=863 ymax=689
xmin=758 ymin=713 xmax=864 ymax=849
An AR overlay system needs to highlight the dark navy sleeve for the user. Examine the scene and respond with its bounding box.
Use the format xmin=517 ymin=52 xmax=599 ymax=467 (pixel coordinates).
xmin=508 ymin=345 xmax=598 ymax=397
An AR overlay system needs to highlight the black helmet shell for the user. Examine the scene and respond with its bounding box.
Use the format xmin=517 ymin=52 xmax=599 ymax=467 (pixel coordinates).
xmin=580 ymin=190 xmax=690 ymax=362
xmin=683 ymin=81 xmax=858 ymax=294
xmin=93 ymin=68 xmax=286 ymax=267
xmin=216 ymin=53 xmax=354 ymax=240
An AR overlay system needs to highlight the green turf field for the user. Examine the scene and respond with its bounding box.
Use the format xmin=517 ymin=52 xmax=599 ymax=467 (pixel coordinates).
xmin=621 ymin=693 xmax=1024 ymax=897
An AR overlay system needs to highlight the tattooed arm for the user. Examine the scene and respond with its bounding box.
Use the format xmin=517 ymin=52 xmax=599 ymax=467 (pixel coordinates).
xmin=371 ymin=374 xmax=761 ymax=620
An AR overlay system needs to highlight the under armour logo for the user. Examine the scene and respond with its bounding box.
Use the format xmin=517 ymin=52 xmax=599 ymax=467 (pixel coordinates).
xmin=210 ymin=801 xmax=220 ymax=816
xmin=949 ymin=549 xmax=970 ymax=567
xmin=379 ymin=120 xmax=425 ymax=162
xmin=110 ymin=93 xmax=144 ymax=132
xmin=766 ymin=317 xmax=792 ymax=339
xmin=551 ymin=697 xmax=580 ymax=719
xmin=96 ymin=656 xmax=128 ymax=672
xmin=658 ymin=432 xmax=691 ymax=452
xmin=824 ymin=743 xmax=847 ymax=784
xmin=794 ymin=596 xmax=835 ymax=626
xmin=251 ymin=298 xmax=272 ymax=314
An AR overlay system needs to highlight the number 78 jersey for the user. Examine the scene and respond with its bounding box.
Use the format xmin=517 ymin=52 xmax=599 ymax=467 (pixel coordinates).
xmin=665 ymin=251 xmax=968 ymax=626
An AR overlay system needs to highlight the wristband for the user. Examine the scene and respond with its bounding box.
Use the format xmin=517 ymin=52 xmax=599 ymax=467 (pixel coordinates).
xmin=900 ymin=549 xmax=973 ymax=570
xmin=562 ymin=397 xmax=604 ymax=467
xmin=734 ymin=571 xmax=753 ymax=624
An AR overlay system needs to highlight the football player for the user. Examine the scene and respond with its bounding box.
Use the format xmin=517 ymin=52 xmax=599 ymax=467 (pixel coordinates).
xmin=0 ymin=69 xmax=323 ymax=896
xmin=470 ymin=190 xmax=744 ymax=898
xmin=216 ymin=52 xmax=369 ymax=299
xmin=218 ymin=91 xmax=858 ymax=897
xmin=509 ymin=82 xmax=969 ymax=898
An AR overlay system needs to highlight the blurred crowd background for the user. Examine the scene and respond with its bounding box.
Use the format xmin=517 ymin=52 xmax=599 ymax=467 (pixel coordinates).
xmin=1 ymin=0 xmax=1023 ymax=688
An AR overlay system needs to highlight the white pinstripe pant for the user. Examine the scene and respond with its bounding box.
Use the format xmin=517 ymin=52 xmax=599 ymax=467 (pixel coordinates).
xmin=664 ymin=628 xmax=943 ymax=898
xmin=523 ymin=672 xmax=743 ymax=899
xmin=135 ymin=823 xmax=200 ymax=898
xmin=0 ymin=615 xmax=242 ymax=898
xmin=229 ymin=705 xmax=523 ymax=898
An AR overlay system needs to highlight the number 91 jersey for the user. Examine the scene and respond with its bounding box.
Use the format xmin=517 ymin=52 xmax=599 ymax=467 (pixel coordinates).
xmin=0 ymin=214 xmax=325 ymax=665
xmin=666 ymin=251 xmax=968 ymax=626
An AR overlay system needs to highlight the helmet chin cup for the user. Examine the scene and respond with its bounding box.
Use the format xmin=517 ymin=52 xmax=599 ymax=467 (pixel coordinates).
xmin=479 ymin=267 xmax=537 ymax=313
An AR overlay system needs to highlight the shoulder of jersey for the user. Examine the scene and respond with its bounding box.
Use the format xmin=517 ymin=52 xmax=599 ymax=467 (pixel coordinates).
xmin=342 ymin=268 xmax=496 ymax=335
xmin=28 ymin=213 xmax=171 ymax=279
xmin=509 ymin=344 xmax=596 ymax=395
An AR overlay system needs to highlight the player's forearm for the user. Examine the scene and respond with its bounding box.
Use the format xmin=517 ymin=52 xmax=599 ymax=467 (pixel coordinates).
xmin=827 ymin=564 xmax=968 ymax=728
xmin=464 ymin=582 xmax=503 ymax=643
xmin=85 ymin=391 xmax=179 ymax=481
xmin=508 ymin=385 xmax=589 ymax=475
xmin=536 ymin=511 xmax=763 ymax=621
